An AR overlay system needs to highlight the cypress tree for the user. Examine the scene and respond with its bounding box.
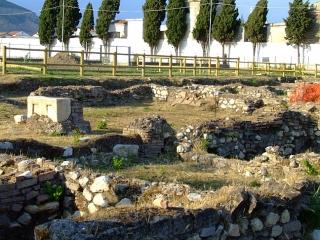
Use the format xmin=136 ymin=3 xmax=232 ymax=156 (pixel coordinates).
xmin=212 ymin=0 xmax=240 ymax=58
xmin=193 ymin=0 xmax=218 ymax=56
xmin=57 ymin=0 xmax=82 ymax=50
xmin=244 ymin=0 xmax=268 ymax=62
xmin=96 ymin=0 xmax=121 ymax=54
xmin=166 ymin=0 xmax=188 ymax=56
xmin=284 ymin=0 xmax=313 ymax=65
xmin=38 ymin=0 xmax=59 ymax=50
xmin=143 ymin=0 xmax=166 ymax=55
xmin=80 ymin=3 xmax=94 ymax=59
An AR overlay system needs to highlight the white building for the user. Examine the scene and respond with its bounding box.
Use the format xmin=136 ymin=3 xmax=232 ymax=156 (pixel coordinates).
xmin=0 ymin=0 xmax=320 ymax=65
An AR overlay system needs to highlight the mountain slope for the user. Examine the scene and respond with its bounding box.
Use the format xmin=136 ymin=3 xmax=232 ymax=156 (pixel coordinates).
xmin=0 ymin=0 xmax=39 ymax=35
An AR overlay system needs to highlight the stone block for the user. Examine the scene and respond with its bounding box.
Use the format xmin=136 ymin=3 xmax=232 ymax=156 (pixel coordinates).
xmin=14 ymin=115 xmax=27 ymax=124
xmin=38 ymin=171 xmax=56 ymax=182
xmin=113 ymin=144 xmax=139 ymax=158
xmin=16 ymin=178 xmax=38 ymax=189
xmin=27 ymin=96 xmax=71 ymax=123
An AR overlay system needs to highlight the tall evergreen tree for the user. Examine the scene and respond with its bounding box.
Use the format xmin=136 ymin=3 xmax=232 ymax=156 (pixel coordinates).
xmin=193 ymin=0 xmax=218 ymax=56
xmin=166 ymin=0 xmax=188 ymax=56
xmin=38 ymin=0 xmax=59 ymax=50
xmin=284 ymin=0 xmax=313 ymax=65
xmin=96 ymin=0 xmax=121 ymax=54
xmin=143 ymin=0 xmax=166 ymax=55
xmin=244 ymin=0 xmax=268 ymax=62
xmin=57 ymin=0 xmax=82 ymax=50
xmin=80 ymin=3 xmax=94 ymax=59
xmin=212 ymin=0 xmax=240 ymax=58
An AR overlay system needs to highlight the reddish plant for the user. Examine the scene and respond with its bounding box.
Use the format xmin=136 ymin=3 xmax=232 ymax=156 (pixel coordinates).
xmin=289 ymin=83 xmax=320 ymax=103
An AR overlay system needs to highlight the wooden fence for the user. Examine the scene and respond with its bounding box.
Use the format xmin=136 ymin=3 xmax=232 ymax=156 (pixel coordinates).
xmin=1 ymin=46 xmax=320 ymax=78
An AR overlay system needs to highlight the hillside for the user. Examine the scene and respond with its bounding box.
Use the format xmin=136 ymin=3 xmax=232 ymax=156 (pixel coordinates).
xmin=0 ymin=0 xmax=38 ymax=35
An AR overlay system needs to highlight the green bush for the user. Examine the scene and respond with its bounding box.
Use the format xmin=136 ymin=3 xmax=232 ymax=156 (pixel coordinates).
xmin=112 ymin=156 xmax=125 ymax=170
xmin=97 ymin=119 xmax=108 ymax=130
xmin=43 ymin=182 xmax=64 ymax=201
xmin=193 ymin=138 xmax=210 ymax=153
xmin=302 ymin=160 xmax=319 ymax=176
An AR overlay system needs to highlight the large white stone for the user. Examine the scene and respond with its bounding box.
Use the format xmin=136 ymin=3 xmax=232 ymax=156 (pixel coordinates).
xmin=88 ymin=203 xmax=98 ymax=214
xmin=83 ymin=188 xmax=93 ymax=202
xmin=93 ymin=193 xmax=108 ymax=207
xmin=17 ymin=160 xmax=33 ymax=172
xmin=14 ymin=114 xmax=27 ymax=124
xmin=79 ymin=177 xmax=89 ymax=187
xmin=113 ymin=144 xmax=139 ymax=157
xmin=27 ymin=96 xmax=71 ymax=123
xmin=90 ymin=176 xmax=111 ymax=193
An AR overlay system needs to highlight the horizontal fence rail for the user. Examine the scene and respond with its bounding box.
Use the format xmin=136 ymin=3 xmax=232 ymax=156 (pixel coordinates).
xmin=1 ymin=46 xmax=319 ymax=78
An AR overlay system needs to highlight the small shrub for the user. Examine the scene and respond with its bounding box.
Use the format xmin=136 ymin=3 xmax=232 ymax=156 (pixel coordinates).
xmin=97 ymin=119 xmax=108 ymax=130
xmin=193 ymin=138 xmax=210 ymax=153
xmin=302 ymin=160 xmax=319 ymax=176
xmin=112 ymin=156 xmax=125 ymax=170
xmin=72 ymin=129 xmax=82 ymax=144
xmin=43 ymin=182 xmax=64 ymax=201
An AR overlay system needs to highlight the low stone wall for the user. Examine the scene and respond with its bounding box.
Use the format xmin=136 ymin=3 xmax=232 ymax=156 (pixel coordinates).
xmin=151 ymin=83 xmax=281 ymax=112
xmin=0 ymin=156 xmax=64 ymax=240
xmin=176 ymin=110 xmax=320 ymax=159
xmin=31 ymin=85 xmax=153 ymax=106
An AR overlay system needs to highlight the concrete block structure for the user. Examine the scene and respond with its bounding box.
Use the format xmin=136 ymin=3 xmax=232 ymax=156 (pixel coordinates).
xmin=27 ymin=96 xmax=71 ymax=123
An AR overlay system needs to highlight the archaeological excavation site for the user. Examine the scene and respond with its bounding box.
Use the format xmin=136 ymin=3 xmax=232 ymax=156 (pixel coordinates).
xmin=1 ymin=75 xmax=320 ymax=240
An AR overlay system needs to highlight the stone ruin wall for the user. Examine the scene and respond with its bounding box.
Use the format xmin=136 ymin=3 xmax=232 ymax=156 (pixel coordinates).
xmin=30 ymin=83 xmax=284 ymax=113
xmin=176 ymin=111 xmax=320 ymax=160
xmin=0 ymin=154 xmax=309 ymax=240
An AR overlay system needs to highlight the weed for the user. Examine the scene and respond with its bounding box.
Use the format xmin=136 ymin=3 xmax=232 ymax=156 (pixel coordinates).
xmin=49 ymin=131 xmax=63 ymax=137
xmin=72 ymin=128 xmax=82 ymax=144
xmin=300 ymin=186 xmax=320 ymax=232
xmin=97 ymin=119 xmax=108 ymax=130
xmin=112 ymin=156 xmax=126 ymax=170
xmin=302 ymin=160 xmax=319 ymax=176
xmin=143 ymin=107 xmax=152 ymax=112
xmin=193 ymin=138 xmax=210 ymax=153
xmin=43 ymin=182 xmax=64 ymax=201
xmin=249 ymin=180 xmax=261 ymax=188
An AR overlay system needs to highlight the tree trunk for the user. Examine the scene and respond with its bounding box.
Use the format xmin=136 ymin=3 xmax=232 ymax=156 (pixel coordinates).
xmin=297 ymin=45 xmax=300 ymax=66
xmin=175 ymin=46 xmax=179 ymax=56
xmin=253 ymin=43 xmax=256 ymax=63
xmin=222 ymin=43 xmax=225 ymax=59
xmin=201 ymin=42 xmax=206 ymax=57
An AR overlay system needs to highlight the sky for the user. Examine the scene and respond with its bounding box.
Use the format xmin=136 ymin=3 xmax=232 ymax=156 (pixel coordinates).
xmin=7 ymin=0 xmax=320 ymax=23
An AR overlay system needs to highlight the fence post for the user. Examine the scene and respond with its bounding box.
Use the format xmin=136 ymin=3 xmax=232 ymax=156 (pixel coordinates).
xmin=183 ymin=57 xmax=186 ymax=75
xmin=216 ymin=57 xmax=220 ymax=76
xmin=112 ymin=51 xmax=117 ymax=76
xmin=43 ymin=48 xmax=48 ymax=75
xmin=158 ymin=57 xmax=162 ymax=73
xmin=316 ymin=64 xmax=318 ymax=78
xmin=208 ymin=57 xmax=212 ymax=75
xmin=169 ymin=55 xmax=173 ymax=77
xmin=236 ymin=58 xmax=240 ymax=76
xmin=80 ymin=50 xmax=85 ymax=76
xmin=2 ymin=46 xmax=6 ymax=75
xmin=251 ymin=62 xmax=255 ymax=75
xmin=193 ymin=56 xmax=197 ymax=76
xmin=142 ymin=54 xmax=145 ymax=77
